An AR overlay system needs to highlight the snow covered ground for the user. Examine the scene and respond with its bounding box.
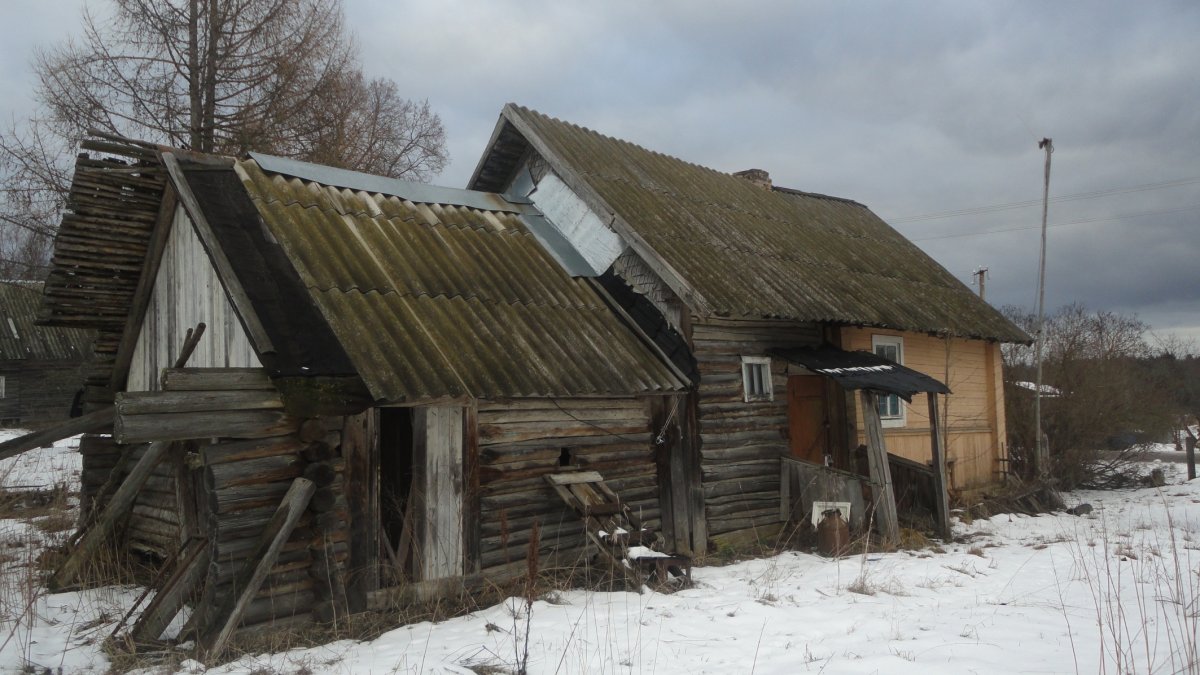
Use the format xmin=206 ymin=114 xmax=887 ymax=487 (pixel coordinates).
xmin=0 ymin=437 xmax=1198 ymax=674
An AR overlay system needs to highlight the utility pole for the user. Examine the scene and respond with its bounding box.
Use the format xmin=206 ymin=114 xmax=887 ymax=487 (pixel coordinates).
xmin=973 ymin=267 xmax=989 ymax=300
xmin=1034 ymin=138 xmax=1054 ymax=480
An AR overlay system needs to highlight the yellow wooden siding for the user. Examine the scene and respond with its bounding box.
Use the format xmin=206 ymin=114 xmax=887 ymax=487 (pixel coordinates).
xmin=841 ymin=328 xmax=1006 ymax=490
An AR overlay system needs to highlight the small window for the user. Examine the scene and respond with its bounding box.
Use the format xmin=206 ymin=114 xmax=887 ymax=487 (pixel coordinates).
xmin=0 ymin=375 xmax=6 ymax=398
xmin=871 ymin=335 xmax=905 ymax=427
xmin=741 ymin=356 xmax=773 ymax=402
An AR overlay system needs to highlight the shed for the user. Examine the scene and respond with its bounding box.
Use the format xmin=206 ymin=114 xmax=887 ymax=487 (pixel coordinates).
xmin=0 ymin=281 xmax=92 ymax=427
xmin=37 ymin=135 xmax=688 ymax=649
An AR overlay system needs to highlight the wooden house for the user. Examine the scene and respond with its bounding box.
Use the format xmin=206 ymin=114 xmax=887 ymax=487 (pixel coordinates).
xmin=469 ymin=105 xmax=1030 ymax=552
xmin=37 ymin=136 xmax=687 ymax=646
xmin=0 ymin=281 xmax=92 ymax=427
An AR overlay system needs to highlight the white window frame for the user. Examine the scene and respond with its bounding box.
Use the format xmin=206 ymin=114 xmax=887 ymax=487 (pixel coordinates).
xmin=871 ymin=335 xmax=906 ymax=428
xmin=741 ymin=356 xmax=773 ymax=402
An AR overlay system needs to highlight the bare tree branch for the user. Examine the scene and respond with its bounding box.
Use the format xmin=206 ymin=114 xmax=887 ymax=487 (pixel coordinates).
xmin=0 ymin=0 xmax=447 ymax=279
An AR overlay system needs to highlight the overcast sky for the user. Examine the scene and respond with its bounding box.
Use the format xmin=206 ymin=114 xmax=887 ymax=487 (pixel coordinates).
xmin=3 ymin=0 xmax=1198 ymax=344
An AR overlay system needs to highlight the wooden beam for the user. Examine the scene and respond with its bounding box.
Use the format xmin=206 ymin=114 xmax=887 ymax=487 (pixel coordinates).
xmin=161 ymin=152 xmax=274 ymax=356
xmin=858 ymin=391 xmax=899 ymax=546
xmin=115 ymin=408 xmax=298 ymax=444
xmin=0 ymin=407 xmax=115 ymax=463
xmin=200 ymin=477 xmax=315 ymax=658
xmin=51 ymin=439 xmax=171 ymax=590
xmin=129 ymin=537 xmax=210 ymax=641
xmin=108 ymin=184 xmax=178 ymax=392
xmin=161 ymin=367 xmax=273 ymax=391
xmin=501 ymin=106 xmax=712 ymax=317
xmin=116 ymin=389 xmax=284 ymax=416
xmin=927 ymin=393 xmax=953 ymax=541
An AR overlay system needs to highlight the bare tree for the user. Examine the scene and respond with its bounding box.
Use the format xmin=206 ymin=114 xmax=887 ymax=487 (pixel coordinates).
xmin=0 ymin=0 xmax=447 ymax=279
xmin=1002 ymin=303 xmax=1178 ymax=487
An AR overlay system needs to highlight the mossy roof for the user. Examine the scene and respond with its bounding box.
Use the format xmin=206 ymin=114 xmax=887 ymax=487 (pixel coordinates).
xmin=471 ymin=104 xmax=1030 ymax=344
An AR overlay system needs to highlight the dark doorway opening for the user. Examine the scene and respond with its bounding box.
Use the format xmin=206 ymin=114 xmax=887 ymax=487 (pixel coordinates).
xmin=379 ymin=407 xmax=414 ymax=583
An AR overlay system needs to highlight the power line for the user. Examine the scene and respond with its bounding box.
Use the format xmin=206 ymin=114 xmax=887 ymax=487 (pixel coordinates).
xmin=911 ymin=203 xmax=1200 ymax=242
xmin=890 ymin=176 xmax=1200 ymax=224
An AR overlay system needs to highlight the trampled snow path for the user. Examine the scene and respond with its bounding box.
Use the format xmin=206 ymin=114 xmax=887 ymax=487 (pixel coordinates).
xmin=1 ymin=439 xmax=1197 ymax=674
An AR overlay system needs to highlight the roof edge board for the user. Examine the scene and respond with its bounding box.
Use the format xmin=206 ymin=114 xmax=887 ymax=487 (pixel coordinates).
xmin=162 ymin=152 xmax=276 ymax=357
xmin=500 ymin=106 xmax=715 ymax=317
xmin=248 ymin=152 xmax=517 ymax=213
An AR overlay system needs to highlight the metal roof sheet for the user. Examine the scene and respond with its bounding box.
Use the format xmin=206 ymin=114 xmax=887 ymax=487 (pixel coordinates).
xmin=772 ymin=346 xmax=950 ymax=400
xmin=476 ymin=105 xmax=1030 ymax=344
xmin=235 ymin=159 xmax=685 ymax=402
xmin=0 ymin=282 xmax=94 ymax=361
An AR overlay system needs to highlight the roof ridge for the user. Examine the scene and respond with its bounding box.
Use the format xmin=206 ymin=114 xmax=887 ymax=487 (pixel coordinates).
xmin=508 ymin=104 xmax=869 ymax=207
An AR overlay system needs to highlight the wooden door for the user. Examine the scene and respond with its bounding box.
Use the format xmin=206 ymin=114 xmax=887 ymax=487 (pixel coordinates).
xmin=788 ymin=375 xmax=829 ymax=463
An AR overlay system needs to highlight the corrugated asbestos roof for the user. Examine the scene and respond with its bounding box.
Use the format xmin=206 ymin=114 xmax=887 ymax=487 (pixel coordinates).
xmin=0 ymin=282 xmax=94 ymax=361
xmin=472 ymin=105 xmax=1030 ymax=344
xmin=234 ymin=159 xmax=686 ymax=402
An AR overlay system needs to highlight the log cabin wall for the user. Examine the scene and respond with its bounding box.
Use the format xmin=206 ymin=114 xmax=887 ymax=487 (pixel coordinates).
xmin=840 ymin=328 xmax=1007 ymax=491
xmin=107 ymin=369 xmax=352 ymax=632
xmin=474 ymin=397 xmax=659 ymax=577
xmin=196 ymin=416 xmax=349 ymax=631
xmin=691 ymin=320 xmax=822 ymax=549
xmin=126 ymin=204 xmax=261 ymax=393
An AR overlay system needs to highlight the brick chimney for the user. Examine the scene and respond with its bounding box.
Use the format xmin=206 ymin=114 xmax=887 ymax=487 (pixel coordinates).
xmin=733 ymin=168 xmax=772 ymax=190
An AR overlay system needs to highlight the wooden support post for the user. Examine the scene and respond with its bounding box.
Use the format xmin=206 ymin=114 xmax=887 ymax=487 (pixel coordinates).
xmin=200 ymin=477 xmax=315 ymax=658
xmin=129 ymin=538 xmax=210 ymax=641
xmin=0 ymin=407 xmax=115 ymax=463
xmin=927 ymin=393 xmax=953 ymax=541
xmin=1186 ymin=433 xmax=1196 ymax=481
xmin=859 ymin=391 xmax=899 ymax=546
xmin=51 ymin=439 xmax=171 ymax=590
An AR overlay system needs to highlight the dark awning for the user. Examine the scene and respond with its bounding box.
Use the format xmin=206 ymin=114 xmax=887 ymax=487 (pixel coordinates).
xmin=771 ymin=346 xmax=950 ymax=401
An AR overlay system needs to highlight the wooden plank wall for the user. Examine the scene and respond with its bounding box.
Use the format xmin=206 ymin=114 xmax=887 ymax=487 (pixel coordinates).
xmin=474 ymin=397 xmax=658 ymax=576
xmin=126 ymin=205 xmax=261 ymax=393
xmin=841 ymin=328 xmax=1006 ymax=490
xmin=692 ymin=320 xmax=821 ymax=548
xmin=0 ymin=362 xmax=87 ymax=427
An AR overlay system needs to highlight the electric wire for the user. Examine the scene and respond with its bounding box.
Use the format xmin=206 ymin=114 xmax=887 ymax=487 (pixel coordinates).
xmin=911 ymin=203 xmax=1200 ymax=242
xmin=890 ymin=176 xmax=1200 ymax=224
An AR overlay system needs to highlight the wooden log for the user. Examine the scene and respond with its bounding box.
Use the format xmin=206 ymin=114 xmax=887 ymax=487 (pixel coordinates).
xmin=477 ymin=398 xmax=644 ymax=413
xmin=0 ymin=407 xmax=115 ymax=462
xmin=116 ymin=390 xmax=284 ymax=416
xmin=301 ymin=441 xmax=336 ymax=462
xmin=860 ymin=391 xmax=899 ymax=546
xmin=162 ymin=368 xmax=274 ymax=391
xmin=303 ymin=462 xmax=338 ymax=487
xmin=130 ymin=538 xmax=210 ymax=641
xmin=209 ymin=455 xmax=303 ymax=490
xmin=298 ymin=419 xmax=325 ymax=443
xmin=200 ymin=478 xmax=315 ymax=657
xmin=52 ymin=440 xmax=171 ymax=590
xmin=116 ymin=409 xmax=299 ymax=444
xmin=204 ymin=436 xmax=303 ymax=465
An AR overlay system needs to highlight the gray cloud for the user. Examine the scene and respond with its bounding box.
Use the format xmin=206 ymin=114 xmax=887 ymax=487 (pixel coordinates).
xmin=4 ymin=0 xmax=1198 ymax=342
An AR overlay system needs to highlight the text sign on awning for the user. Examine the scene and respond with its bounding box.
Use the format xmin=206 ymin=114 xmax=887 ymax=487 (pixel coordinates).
xmin=770 ymin=346 xmax=950 ymax=401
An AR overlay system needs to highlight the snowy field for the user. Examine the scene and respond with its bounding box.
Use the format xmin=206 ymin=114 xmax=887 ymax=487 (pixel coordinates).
xmin=0 ymin=434 xmax=1197 ymax=674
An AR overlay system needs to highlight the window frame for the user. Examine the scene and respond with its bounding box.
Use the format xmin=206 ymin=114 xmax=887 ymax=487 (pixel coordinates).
xmin=871 ymin=335 xmax=906 ymax=428
xmin=740 ymin=356 xmax=773 ymax=402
